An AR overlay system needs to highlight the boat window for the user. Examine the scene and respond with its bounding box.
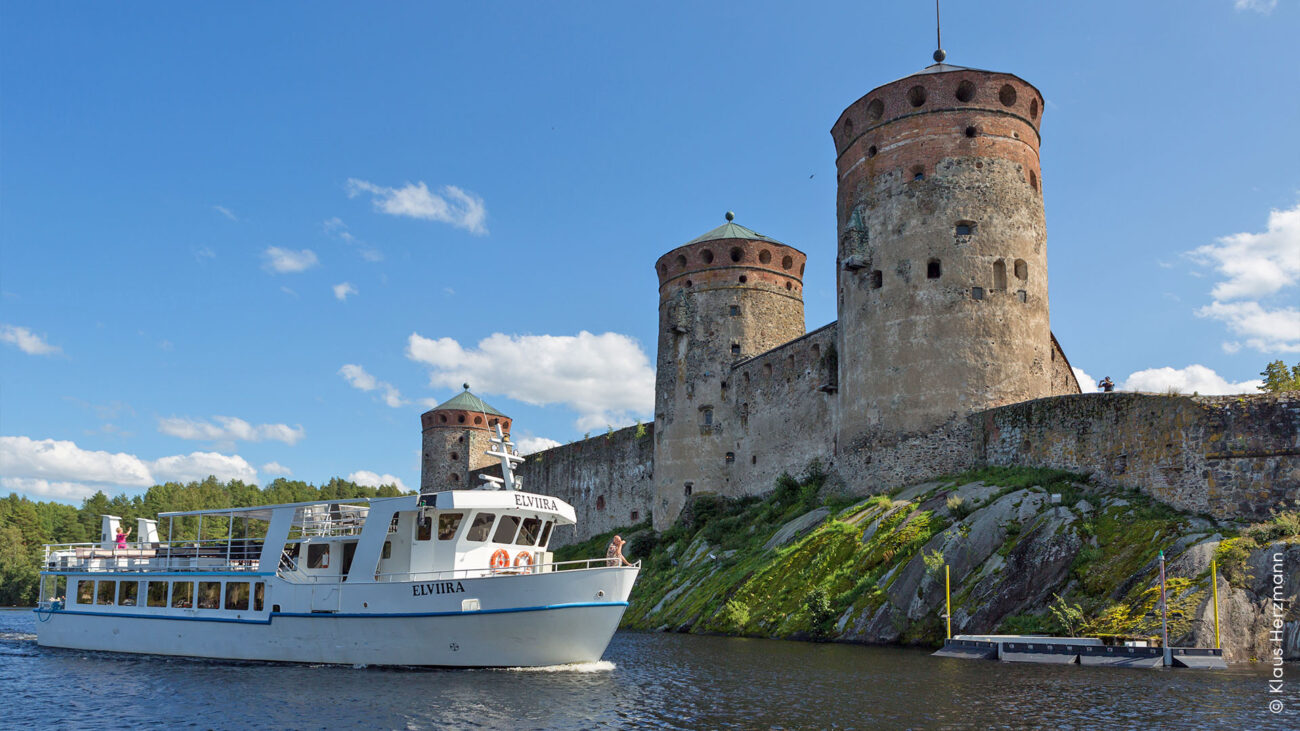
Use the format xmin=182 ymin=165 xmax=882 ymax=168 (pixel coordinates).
xmin=438 ymin=512 xmax=465 ymax=540
xmin=516 ymin=517 xmax=542 ymax=545
xmin=382 ymin=541 xmax=392 ymax=559
xmin=416 ymin=514 xmax=433 ymax=541
xmin=308 ymin=544 xmax=330 ymax=569
xmin=197 ymin=582 xmax=221 ymax=609
xmin=467 ymin=513 xmax=496 ymax=542
xmin=225 ymin=582 xmax=250 ymax=611
xmin=539 ymin=520 xmax=554 ymax=547
xmin=119 ymin=580 xmax=139 ymax=607
xmin=77 ymin=580 xmax=94 ymax=605
xmin=254 ymin=582 xmax=265 ymax=612
xmin=147 ymin=581 xmax=168 ymax=607
xmin=493 ymin=515 xmax=522 ymax=544
xmin=171 ymin=581 xmax=193 ymax=608
xmin=342 ymin=542 xmax=357 ymax=576
xmin=97 ymin=580 xmax=117 ymax=605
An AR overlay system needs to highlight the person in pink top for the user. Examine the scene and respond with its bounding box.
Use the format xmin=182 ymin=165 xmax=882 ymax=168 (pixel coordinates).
xmin=115 ymin=525 xmax=131 ymax=549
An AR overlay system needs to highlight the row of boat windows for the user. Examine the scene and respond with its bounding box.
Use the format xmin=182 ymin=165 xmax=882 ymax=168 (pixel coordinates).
xmin=413 ymin=512 xmax=554 ymax=547
xmin=74 ymin=578 xmax=265 ymax=611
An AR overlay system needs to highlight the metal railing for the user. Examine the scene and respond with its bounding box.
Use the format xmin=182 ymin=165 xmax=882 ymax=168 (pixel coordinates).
xmin=278 ymin=556 xmax=640 ymax=584
xmin=42 ymin=539 xmax=266 ymax=575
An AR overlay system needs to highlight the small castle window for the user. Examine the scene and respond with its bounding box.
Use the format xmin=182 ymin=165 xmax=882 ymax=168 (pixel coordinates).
xmin=685 ymin=279 xmax=693 ymax=288
xmin=684 ymin=483 xmax=693 ymax=496
xmin=759 ymin=249 xmax=772 ymax=265
xmin=449 ymin=473 xmax=460 ymax=483
xmin=993 ymin=260 xmax=1007 ymax=291
xmin=965 ymin=126 xmax=977 ymax=138
xmin=972 ymin=286 xmax=985 ymax=300
xmin=751 ymin=455 xmax=757 ymax=465
xmin=450 ymin=452 xmax=459 ymax=461
xmin=1029 ymin=171 xmax=1038 ymax=191
xmin=702 ymin=249 xmax=714 ymax=264
xmin=870 ymin=270 xmax=883 ymax=289
xmin=782 ymin=255 xmax=793 ymax=270
xmin=439 ymin=414 xmax=448 ymax=423
xmin=1017 ymin=289 xmax=1028 ymax=303
xmin=999 ymin=84 xmax=1017 ymax=107
xmin=725 ymin=452 xmax=735 ymax=464
xmin=730 ymin=247 xmax=743 ymax=263
xmin=911 ymin=165 xmax=924 ymax=181
xmin=474 ymin=416 xmax=483 ymax=425
xmin=811 ymin=343 xmax=820 ymax=360
xmin=458 ymin=436 xmax=464 ymax=443
xmin=729 ymin=305 xmax=740 ymax=316
xmin=660 ymin=263 xmax=667 ymax=276
xmin=866 ymin=98 xmax=883 ymax=121
xmin=676 ymin=254 xmax=687 ymax=268
xmin=596 ymin=496 xmax=605 ymax=511
xmin=738 ymin=275 xmax=748 ymax=284
xmin=457 ymin=414 xmax=465 ymax=424
xmin=867 ymin=144 xmax=877 ymax=158
xmin=907 ymin=85 xmax=927 ymax=107
xmin=927 ymin=259 xmax=941 ymax=279
xmin=955 ymin=79 xmax=975 ymax=102
xmin=763 ymin=363 xmax=773 ymax=378
xmin=786 ymin=281 xmax=793 ymax=290
xmin=701 ymin=407 xmax=713 ymax=426
xmin=955 ymin=221 xmax=974 ymax=236
xmin=1014 ymin=259 xmax=1028 ymax=280
xmin=1030 ymin=98 xmax=1039 ymax=119
xmin=731 ymin=343 xmax=741 ymax=356
xmin=631 ymin=510 xmax=639 ymax=522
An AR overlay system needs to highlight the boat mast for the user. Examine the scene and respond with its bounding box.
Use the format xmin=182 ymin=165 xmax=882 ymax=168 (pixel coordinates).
xmin=478 ymin=423 xmax=525 ymax=491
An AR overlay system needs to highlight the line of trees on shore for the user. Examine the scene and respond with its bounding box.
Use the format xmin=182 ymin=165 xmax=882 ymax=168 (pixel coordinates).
xmin=0 ymin=476 xmax=408 ymax=607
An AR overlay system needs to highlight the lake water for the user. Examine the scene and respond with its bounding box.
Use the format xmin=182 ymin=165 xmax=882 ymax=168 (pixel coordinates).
xmin=2 ymin=608 xmax=1292 ymax=729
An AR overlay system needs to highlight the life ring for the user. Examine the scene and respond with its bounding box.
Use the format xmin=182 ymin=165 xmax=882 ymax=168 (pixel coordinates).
xmin=490 ymin=549 xmax=510 ymax=569
xmin=514 ymin=551 xmax=533 ymax=573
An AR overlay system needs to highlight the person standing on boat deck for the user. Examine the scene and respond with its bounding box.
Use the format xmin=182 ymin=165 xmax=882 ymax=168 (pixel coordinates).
xmin=606 ymin=535 xmax=631 ymax=567
xmin=115 ymin=525 xmax=131 ymax=549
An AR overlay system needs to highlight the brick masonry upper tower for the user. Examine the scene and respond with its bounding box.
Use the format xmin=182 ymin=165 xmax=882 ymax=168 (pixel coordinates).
xmin=831 ymin=63 xmax=1055 ymax=448
xmin=419 ymin=387 xmax=511 ymax=493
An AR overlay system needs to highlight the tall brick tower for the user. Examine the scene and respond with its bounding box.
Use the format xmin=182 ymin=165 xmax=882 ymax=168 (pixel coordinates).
xmin=419 ymin=387 xmax=512 ymax=492
xmin=652 ymin=215 xmax=807 ymax=528
xmin=831 ymin=61 xmax=1053 ymax=449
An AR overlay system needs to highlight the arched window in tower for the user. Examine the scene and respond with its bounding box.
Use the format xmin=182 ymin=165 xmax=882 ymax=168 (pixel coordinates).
xmin=725 ymin=452 xmax=735 ymax=464
xmin=993 ymin=260 xmax=1008 ymax=291
xmin=596 ymin=496 xmax=605 ymax=511
xmin=1014 ymin=259 xmax=1028 ymax=281
xmin=700 ymin=407 xmax=713 ymax=426
xmin=1030 ymin=98 xmax=1039 ymax=119
xmin=870 ymin=270 xmax=883 ymax=289
xmin=763 ymin=362 xmax=773 ymax=378
xmin=927 ymin=259 xmax=942 ymax=279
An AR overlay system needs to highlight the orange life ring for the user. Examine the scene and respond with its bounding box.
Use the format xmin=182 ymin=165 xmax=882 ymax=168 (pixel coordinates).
xmin=514 ymin=551 xmax=533 ymax=572
xmin=490 ymin=549 xmax=510 ymax=569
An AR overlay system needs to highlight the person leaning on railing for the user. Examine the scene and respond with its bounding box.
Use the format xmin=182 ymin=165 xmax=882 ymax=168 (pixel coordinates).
xmin=605 ymin=535 xmax=632 ymax=567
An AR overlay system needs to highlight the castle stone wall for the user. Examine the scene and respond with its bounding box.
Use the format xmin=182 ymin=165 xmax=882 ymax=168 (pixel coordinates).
xmin=975 ymin=393 xmax=1300 ymax=520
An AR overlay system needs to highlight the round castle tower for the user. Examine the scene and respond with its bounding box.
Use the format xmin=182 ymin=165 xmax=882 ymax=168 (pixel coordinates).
xmin=831 ymin=62 xmax=1052 ymax=446
xmin=419 ymin=386 xmax=511 ymax=492
xmin=652 ymin=215 xmax=807 ymax=528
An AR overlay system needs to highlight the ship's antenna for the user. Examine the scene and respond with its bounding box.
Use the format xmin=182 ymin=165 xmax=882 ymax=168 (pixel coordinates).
xmin=933 ymin=0 xmax=946 ymax=63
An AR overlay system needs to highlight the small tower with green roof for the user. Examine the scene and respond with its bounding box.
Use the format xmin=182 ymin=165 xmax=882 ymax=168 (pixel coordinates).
xmin=651 ymin=214 xmax=808 ymax=526
xmin=419 ymin=385 xmax=512 ymax=492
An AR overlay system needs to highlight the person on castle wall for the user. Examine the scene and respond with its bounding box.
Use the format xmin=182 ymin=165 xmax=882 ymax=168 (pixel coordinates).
xmin=115 ymin=525 xmax=132 ymax=550
xmin=1099 ymin=376 xmax=1115 ymax=393
xmin=606 ymin=535 xmax=631 ymax=567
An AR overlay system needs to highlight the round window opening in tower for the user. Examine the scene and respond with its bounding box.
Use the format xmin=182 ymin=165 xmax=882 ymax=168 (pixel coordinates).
xmin=738 ymin=275 xmax=748 ymax=284
xmin=676 ymin=254 xmax=687 ymax=269
xmin=955 ymin=79 xmax=976 ymax=103
xmin=911 ymin=165 xmax=925 ymax=181
xmin=458 ymin=436 xmax=464 ymax=443
xmin=702 ymin=249 xmax=714 ymax=264
xmin=439 ymin=414 xmax=448 ymax=423
xmin=457 ymin=415 xmax=465 ymax=424
xmin=1030 ymin=98 xmax=1039 ymax=119
xmin=867 ymin=144 xmax=877 ymax=158
xmin=474 ymin=416 xmax=482 ymax=425
xmin=729 ymin=247 xmax=743 ymax=263
xmin=759 ymin=249 xmax=771 ymax=265
xmin=999 ymin=84 xmax=1017 ymax=107
xmin=907 ymin=85 xmax=927 ymax=107
xmin=785 ymin=281 xmax=793 ymax=291
xmin=866 ymin=98 xmax=883 ymax=121
xmin=965 ymin=125 xmax=977 ymax=138
xmin=685 ymin=279 xmax=693 ymax=288
xmin=782 ymin=255 xmax=793 ymax=270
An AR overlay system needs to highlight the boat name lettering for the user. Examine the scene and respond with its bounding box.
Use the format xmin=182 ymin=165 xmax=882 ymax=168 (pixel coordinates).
xmin=514 ymin=494 xmax=558 ymax=512
xmin=412 ymin=581 xmax=465 ymax=597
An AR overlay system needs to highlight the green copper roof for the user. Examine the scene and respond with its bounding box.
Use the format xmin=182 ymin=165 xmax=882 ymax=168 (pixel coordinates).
xmin=431 ymin=389 xmax=507 ymax=417
xmin=683 ymin=221 xmax=784 ymax=247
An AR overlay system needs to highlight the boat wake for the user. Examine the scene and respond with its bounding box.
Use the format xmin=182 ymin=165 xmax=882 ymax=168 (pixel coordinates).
xmin=506 ymin=660 xmax=616 ymax=673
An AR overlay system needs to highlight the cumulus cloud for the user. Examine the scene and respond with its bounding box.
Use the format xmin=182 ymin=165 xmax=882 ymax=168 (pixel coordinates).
xmin=1234 ymin=0 xmax=1277 ymax=13
xmin=348 ymin=470 xmax=409 ymax=491
xmin=0 ymin=436 xmax=258 ymax=500
xmin=339 ymin=364 xmax=406 ymax=408
xmin=406 ymin=331 xmax=654 ymax=430
xmin=1121 ymin=364 xmax=1261 ymax=395
xmin=1072 ymin=366 xmax=1098 ymax=392
xmin=157 ymin=416 xmax=305 ymax=445
xmin=1189 ymin=202 xmax=1300 ymax=353
xmin=261 ymin=461 xmax=292 ymax=476
xmin=263 ymin=247 xmax=320 ymax=273
xmin=347 ymin=178 xmax=487 ymax=235
xmin=1 ymin=324 xmax=61 ymax=356
xmin=333 ymin=282 xmax=358 ymax=301
xmin=516 ymin=436 xmax=562 ymax=455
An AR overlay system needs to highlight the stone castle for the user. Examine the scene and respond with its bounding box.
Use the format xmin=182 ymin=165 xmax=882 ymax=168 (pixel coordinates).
xmin=419 ymin=59 xmax=1299 ymax=546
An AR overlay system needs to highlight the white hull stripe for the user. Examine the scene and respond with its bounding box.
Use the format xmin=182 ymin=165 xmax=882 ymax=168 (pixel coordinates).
xmin=33 ymin=601 xmax=628 ymax=625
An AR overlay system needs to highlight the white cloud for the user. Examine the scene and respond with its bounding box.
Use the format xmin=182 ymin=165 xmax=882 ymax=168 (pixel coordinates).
xmin=516 ymin=436 xmax=562 ymax=455
xmin=347 ymin=178 xmax=487 ymax=235
xmin=339 ymin=364 xmax=406 ymax=407
xmin=213 ymin=205 xmax=238 ymax=221
xmin=406 ymin=330 xmax=654 ymax=430
xmin=1071 ymin=366 xmax=1097 ymax=392
xmin=1234 ymin=0 xmax=1277 ymax=13
xmin=261 ymin=461 xmax=292 ymax=476
xmin=150 ymin=452 xmax=258 ymax=484
xmin=333 ymin=282 xmax=358 ymax=301
xmin=1 ymin=324 xmax=61 ymax=356
xmin=157 ymin=416 xmax=305 ymax=445
xmin=263 ymin=247 xmax=320 ymax=273
xmin=1189 ymin=202 xmax=1300 ymax=353
xmin=0 ymin=477 xmax=101 ymax=502
xmin=1121 ymin=364 xmax=1261 ymax=395
xmin=348 ymin=470 xmax=409 ymax=491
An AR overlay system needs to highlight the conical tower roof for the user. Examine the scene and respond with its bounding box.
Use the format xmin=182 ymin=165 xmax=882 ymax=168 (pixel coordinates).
xmin=429 ymin=387 xmax=506 ymax=417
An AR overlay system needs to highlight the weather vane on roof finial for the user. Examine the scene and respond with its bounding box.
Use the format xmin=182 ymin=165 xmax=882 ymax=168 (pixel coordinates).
xmin=933 ymin=0 xmax=946 ymax=63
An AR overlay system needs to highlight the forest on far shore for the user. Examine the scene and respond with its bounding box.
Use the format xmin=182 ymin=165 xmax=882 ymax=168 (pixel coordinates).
xmin=0 ymin=476 xmax=409 ymax=606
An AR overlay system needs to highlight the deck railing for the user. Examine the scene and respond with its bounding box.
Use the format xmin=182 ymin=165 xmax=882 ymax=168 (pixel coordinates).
xmin=41 ymin=539 xmax=267 ymax=575
xmin=279 ymin=557 xmax=641 ymax=584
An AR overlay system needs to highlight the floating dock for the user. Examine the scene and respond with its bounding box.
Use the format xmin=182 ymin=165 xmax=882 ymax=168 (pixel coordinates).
xmin=932 ymin=635 xmax=1226 ymax=669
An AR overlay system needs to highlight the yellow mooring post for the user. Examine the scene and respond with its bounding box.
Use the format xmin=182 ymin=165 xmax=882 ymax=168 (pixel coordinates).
xmin=1212 ymin=559 xmax=1221 ymax=649
xmin=945 ymin=564 xmax=952 ymax=639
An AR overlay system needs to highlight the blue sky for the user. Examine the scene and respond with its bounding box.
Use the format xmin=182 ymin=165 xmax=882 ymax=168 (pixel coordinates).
xmin=2 ymin=1 xmax=1297 ymax=502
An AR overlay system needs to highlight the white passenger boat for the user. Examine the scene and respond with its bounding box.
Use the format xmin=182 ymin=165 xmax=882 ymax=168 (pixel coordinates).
xmin=34 ymin=427 xmax=639 ymax=667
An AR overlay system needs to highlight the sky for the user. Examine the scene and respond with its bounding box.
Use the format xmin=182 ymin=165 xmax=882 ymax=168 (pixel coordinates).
xmin=2 ymin=1 xmax=1297 ymax=503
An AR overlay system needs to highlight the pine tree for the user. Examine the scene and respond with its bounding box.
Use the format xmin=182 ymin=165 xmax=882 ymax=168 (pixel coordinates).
xmin=1259 ymin=360 xmax=1300 ymax=393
